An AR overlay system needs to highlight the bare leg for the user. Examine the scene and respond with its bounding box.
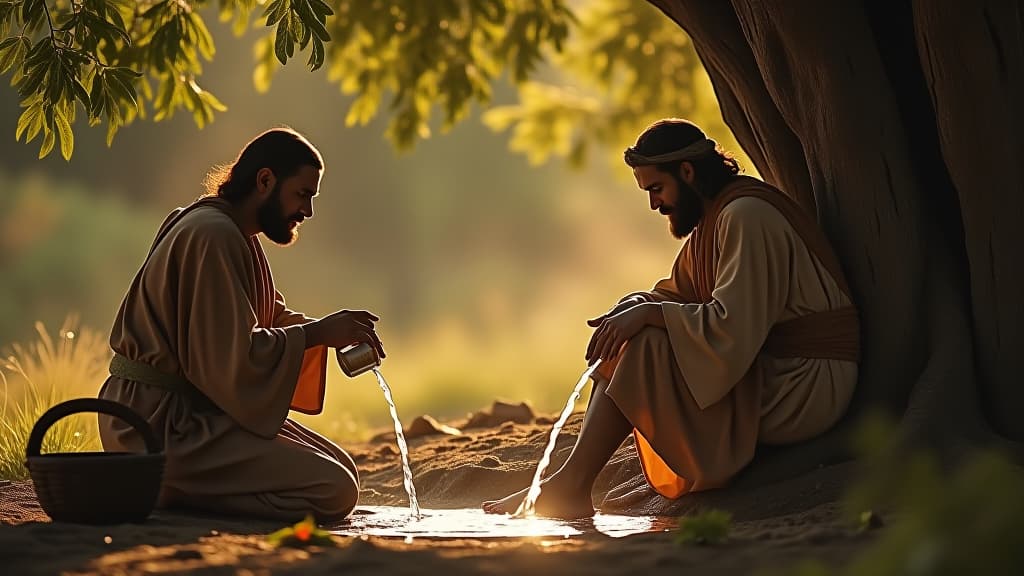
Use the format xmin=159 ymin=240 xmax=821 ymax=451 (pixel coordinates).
xmin=482 ymin=377 xmax=633 ymax=519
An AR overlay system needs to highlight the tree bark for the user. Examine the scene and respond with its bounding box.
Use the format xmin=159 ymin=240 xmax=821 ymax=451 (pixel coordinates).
xmin=645 ymin=0 xmax=1023 ymax=452
xmin=912 ymin=0 xmax=1024 ymax=442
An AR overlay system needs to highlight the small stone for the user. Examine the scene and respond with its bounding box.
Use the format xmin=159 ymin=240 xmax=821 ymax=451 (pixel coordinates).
xmin=370 ymin=430 xmax=397 ymax=443
xmin=404 ymin=415 xmax=462 ymax=439
xmin=463 ymin=401 xmax=536 ymax=429
xmin=479 ymin=456 xmax=501 ymax=468
xmin=490 ymin=401 xmax=535 ymax=424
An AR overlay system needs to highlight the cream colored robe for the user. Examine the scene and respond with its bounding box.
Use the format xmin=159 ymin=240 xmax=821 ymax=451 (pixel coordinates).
xmin=600 ymin=182 xmax=858 ymax=498
xmin=97 ymin=198 xmax=353 ymax=522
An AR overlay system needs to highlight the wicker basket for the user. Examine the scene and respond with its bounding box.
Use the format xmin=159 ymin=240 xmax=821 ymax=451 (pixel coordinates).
xmin=25 ymin=398 xmax=165 ymax=524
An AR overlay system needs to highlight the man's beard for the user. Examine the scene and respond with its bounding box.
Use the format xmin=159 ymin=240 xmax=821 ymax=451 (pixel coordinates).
xmin=258 ymin=183 xmax=304 ymax=245
xmin=663 ymin=174 xmax=704 ymax=239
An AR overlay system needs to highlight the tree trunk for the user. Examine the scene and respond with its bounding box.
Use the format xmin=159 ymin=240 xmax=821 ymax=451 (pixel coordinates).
xmin=645 ymin=0 xmax=1024 ymax=457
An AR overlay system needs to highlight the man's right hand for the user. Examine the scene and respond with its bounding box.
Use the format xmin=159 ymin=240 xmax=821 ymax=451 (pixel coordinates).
xmin=304 ymin=310 xmax=386 ymax=359
xmin=586 ymin=295 xmax=647 ymax=328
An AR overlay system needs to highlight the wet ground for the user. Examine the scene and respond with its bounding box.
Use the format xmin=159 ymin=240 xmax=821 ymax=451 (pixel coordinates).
xmin=330 ymin=505 xmax=678 ymax=540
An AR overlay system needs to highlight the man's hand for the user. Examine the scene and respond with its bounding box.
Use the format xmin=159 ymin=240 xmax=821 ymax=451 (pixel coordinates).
xmin=586 ymin=294 xmax=648 ymax=328
xmin=585 ymin=303 xmax=662 ymax=364
xmin=304 ymin=310 xmax=386 ymax=359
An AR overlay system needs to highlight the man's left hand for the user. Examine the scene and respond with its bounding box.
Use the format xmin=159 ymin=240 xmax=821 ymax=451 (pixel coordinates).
xmin=586 ymin=303 xmax=662 ymax=364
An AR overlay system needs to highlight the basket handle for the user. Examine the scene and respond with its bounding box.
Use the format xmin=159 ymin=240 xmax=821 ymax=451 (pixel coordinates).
xmin=25 ymin=398 xmax=162 ymax=458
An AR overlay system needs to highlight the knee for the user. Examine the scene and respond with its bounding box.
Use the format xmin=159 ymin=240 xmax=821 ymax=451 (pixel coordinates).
xmin=335 ymin=449 xmax=360 ymax=485
xmin=310 ymin=460 xmax=359 ymax=522
xmin=628 ymin=326 xmax=671 ymax=350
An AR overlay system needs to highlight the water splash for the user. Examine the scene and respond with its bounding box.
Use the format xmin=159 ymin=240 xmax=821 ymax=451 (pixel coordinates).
xmin=372 ymin=368 xmax=421 ymax=519
xmin=514 ymin=360 xmax=602 ymax=518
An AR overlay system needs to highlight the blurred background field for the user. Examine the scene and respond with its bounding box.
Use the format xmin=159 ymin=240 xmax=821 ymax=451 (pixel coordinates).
xmin=0 ymin=2 xmax=748 ymax=457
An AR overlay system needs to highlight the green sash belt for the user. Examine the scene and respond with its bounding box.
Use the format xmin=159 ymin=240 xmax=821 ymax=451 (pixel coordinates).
xmin=109 ymin=354 xmax=219 ymax=412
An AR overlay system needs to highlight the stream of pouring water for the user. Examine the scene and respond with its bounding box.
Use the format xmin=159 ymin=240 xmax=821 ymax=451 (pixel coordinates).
xmin=514 ymin=359 xmax=603 ymax=518
xmin=372 ymin=368 xmax=422 ymax=519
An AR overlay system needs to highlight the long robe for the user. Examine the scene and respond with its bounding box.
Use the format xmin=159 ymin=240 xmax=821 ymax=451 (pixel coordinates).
xmin=97 ymin=197 xmax=354 ymax=522
xmin=599 ymin=176 xmax=859 ymax=498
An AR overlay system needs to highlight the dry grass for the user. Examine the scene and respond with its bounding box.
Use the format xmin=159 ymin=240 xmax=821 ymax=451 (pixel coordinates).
xmin=0 ymin=318 xmax=108 ymax=480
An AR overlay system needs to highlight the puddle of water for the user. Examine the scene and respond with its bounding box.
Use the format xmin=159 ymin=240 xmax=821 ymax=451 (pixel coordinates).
xmin=329 ymin=506 xmax=677 ymax=540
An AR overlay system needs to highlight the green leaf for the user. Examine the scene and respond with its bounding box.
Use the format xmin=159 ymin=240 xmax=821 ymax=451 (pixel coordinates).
xmin=0 ymin=37 xmax=18 ymax=54
xmin=294 ymin=0 xmax=329 ymax=43
xmin=307 ymin=37 xmax=324 ymax=71
xmin=675 ymin=509 xmax=732 ymax=546
xmin=857 ymin=509 xmax=884 ymax=532
xmin=54 ymin=105 xmax=73 ymax=160
xmin=274 ymin=21 xmax=289 ymax=64
xmin=307 ymin=0 xmax=332 ymax=19
xmin=18 ymin=61 xmax=47 ymax=97
xmin=266 ymin=514 xmax=336 ymax=548
xmin=253 ymin=34 xmax=278 ymax=92
xmin=104 ymin=91 xmax=122 ymax=125
xmin=297 ymin=19 xmax=311 ymax=50
xmin=0 ymin=36 xmax=24 ymax=74
xmin=0 ymin=2 xmax=16 ymax=37
xmin=190 ymin=12 xmax=216 ymax=60
xmin=38 ymin=124 xmax=55 ymax=158
xmin=88 ymin=73 xmax=106 ymax=119
xmin=15 ymin=102 xmax=42 ymax=141
xmin=105 ymin=68 xmax=139 ymax=111
xmin=201 ymin=88 xmax=226 ymax=112
xmin=45 ymin=57 xmax=66 ymax=103
xmin=140 ymin=1 xmax=166 ymax=19
xmin=152 ymin=76 xmax=176 ymax=121
xmin=263 ymin=0 xmax=288 ymax=26
xmin=105 ymin=115 xmax=120 ymax=146
xmin=106 ymin=8 xmax=130 ymax=41
xmin=345 ymin=92 xmax=379 ymax=127
xmin=70 ymin=76 xmax=90 ymax=109
xmin=21 ymin=0 xmax=46 ymax=32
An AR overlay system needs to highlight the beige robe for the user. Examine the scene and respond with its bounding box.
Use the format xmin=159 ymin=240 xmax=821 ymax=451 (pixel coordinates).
xmin=600 ymin=177 xmax=859 ymax=498
xmin=98 ymin=197 xmax=354 ymax=522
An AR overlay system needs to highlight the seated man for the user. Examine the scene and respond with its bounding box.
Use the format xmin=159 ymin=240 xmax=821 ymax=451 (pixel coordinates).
xmin=485 ymin=118 xmax=859 ymax=519
xmin=98 ymin=128 xmax=386 ymax=522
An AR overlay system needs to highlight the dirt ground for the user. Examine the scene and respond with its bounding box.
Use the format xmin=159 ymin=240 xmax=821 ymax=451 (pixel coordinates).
xmin=0 ymin=407 xmax=874 ymax=575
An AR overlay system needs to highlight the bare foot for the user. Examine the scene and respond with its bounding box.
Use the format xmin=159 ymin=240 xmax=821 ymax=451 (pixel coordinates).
xmin=482 ymin=478 xmax=594 ymax=519
xmin=482 ymin=486 xmax=529 ymax=515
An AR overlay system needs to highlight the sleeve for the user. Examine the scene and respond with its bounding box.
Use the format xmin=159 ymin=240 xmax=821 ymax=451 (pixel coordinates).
xmin=175 ymin=220 xmax=308 ymax=438
xmin=658 ymin=198 xmax=792 ymax=408
xmin=619 ymin=289 xmax=676 ymax=304
xmin=272 ymin=289 xmax=328 ymax=415
xmin=273 ymin=289 xmax=317 ymax=327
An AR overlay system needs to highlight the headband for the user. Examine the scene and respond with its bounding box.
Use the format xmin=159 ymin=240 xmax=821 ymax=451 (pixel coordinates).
xmin=624 ymin=138 xmax=717 ymax=165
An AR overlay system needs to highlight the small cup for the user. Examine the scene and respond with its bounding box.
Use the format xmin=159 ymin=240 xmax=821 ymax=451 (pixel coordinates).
xmin=336 ymin=342 xmax=381 ymax=377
